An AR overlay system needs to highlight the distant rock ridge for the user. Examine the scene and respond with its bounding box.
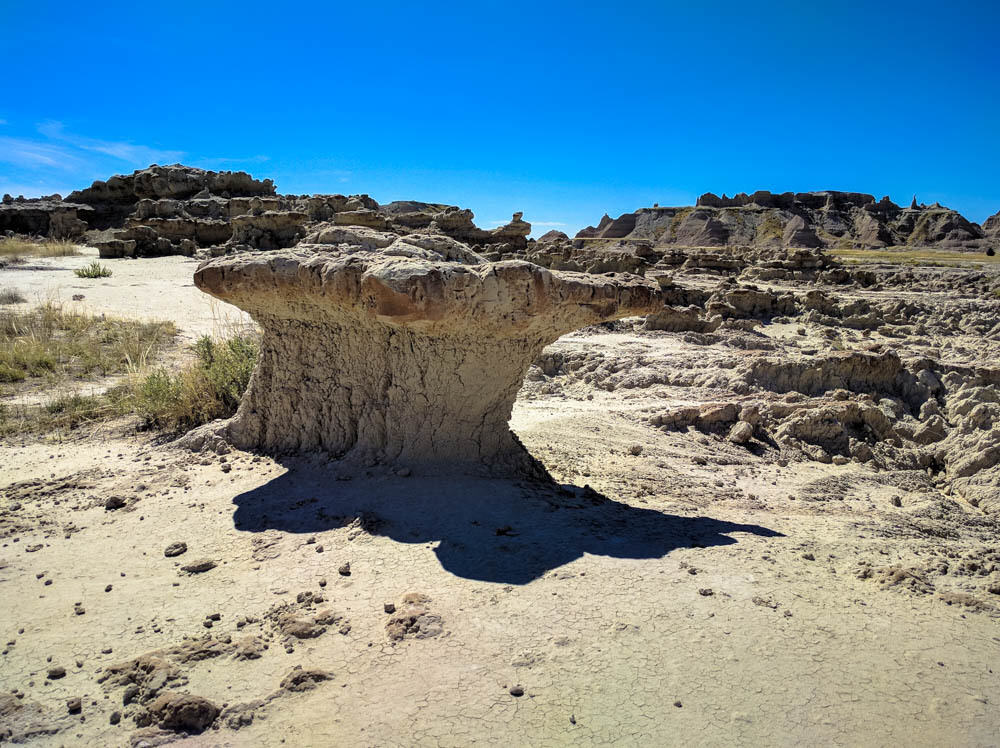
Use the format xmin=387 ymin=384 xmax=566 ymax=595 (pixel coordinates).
xmin=2 ymin=168 xmax=996 ymax=256
xmin=0 ymin=164 xmax=532 ymax=259
xmin=575 ymin=190 xmax=994 ymax=252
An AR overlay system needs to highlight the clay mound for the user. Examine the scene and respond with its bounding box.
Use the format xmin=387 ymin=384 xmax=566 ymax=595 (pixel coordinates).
xmin=185 ymin=231 xmax=660 ymax=475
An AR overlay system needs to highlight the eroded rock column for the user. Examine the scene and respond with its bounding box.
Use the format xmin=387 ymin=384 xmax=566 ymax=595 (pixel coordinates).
xmin=185 ymin=231 xmax=660 ymax=476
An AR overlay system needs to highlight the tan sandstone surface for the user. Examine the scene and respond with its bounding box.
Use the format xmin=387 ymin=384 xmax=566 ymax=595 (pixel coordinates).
xmin=2 ymin=247 xmax=1000 ymax=746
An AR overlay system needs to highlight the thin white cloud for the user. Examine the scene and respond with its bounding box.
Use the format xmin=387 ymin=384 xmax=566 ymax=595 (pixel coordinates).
xmin=0 ymin=136 xmax=83 ymax=169
xmin=38 ymin=120 xmax=184 ymax=165
xmin=195 ymin=155 xmax=271 ymax=168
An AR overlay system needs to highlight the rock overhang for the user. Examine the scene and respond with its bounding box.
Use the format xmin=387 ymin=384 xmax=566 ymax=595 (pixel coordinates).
xmin=194 ymin=234 xmax=661 ymax=339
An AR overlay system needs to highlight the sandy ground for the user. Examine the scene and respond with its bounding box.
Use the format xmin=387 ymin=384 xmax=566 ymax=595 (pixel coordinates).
xmin=1 ymin=248 xmax=250 ymax=341
xmin=1 ymin=252 xmax=999 ymax=746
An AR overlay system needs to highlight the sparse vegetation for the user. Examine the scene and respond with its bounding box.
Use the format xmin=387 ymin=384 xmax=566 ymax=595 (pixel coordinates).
xmin=0 ymin=303 xmax=176 ymax=385
xmin=0 ymin=288 xmax=27 ymax=304
xmin=755 ymin=212 xmax=784 ymax=244
xmin=74 ymin=260 xmax=114 ymax=278
xmin=0 ymin=301 xmax=262 ymax=437
xmin=831 ymin=248 xmax=1000 ymax=267
xmin=129 ymin=333 xmax=259 ymax=430
xmin=0 ymin=237 xmax=80 ymax=259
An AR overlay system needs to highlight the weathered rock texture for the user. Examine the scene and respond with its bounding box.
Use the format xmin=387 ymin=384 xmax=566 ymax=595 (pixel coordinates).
xmin=3 ymin=164 xmax=543 ymax=262
xmin=0 ymin=194 xmax=92 ymax=238
xmin=186 ymin=231 xmax=660 ymax=475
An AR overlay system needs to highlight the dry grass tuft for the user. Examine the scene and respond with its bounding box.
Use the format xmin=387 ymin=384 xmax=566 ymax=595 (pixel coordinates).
xmin=0 ymin=238 xmax=80 ymax=262
xmin=0 ymin=304 xmax=258 ymax=437
xmin=0 ymin=303 xmax=176 ymax=385
xmin=0 ymin=288 xmax=27 ymax=304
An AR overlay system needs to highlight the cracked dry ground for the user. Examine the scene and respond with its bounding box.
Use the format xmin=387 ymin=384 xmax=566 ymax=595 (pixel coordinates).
xmin=3 ymin=263 xmax=1000 ymax=746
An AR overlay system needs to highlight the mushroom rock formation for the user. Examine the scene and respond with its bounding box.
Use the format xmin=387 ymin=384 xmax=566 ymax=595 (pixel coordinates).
xmin=185 ymin=231 xmax=661 ymax=476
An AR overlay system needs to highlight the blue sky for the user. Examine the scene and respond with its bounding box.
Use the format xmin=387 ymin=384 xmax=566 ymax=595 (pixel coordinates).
xmin=1 ymin=0 xmax=997 ymax=234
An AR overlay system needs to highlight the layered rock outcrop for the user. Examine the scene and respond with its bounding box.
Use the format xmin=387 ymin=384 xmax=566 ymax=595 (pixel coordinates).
xmin=574 ymin=191 xmax=996 ymax=253
xmin=184 ymin=230 xmax=660 ymax=475
xmin=0 ymin=194 xmax=92 ymax=238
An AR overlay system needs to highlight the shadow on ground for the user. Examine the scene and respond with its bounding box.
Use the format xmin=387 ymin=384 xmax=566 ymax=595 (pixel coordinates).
xmin=232 ymin=462 xmax=783 ymax=585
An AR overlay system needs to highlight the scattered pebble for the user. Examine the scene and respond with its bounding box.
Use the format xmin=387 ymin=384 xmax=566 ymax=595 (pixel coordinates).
xmin=164 ymin=542 xmax=188 ymax=558
xmin=180 ymin=559 xmax=217 ymax=574
xmin=338 ymin=562 xmax=351 ymax=576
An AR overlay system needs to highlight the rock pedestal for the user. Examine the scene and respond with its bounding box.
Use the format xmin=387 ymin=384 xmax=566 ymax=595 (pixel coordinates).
xmin=186 ymin=231 xmax=660 ymax=476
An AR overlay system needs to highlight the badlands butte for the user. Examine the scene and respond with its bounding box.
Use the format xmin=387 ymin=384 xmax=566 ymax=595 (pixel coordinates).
xmin=1 ymin=165 xmax=1000 ymax=746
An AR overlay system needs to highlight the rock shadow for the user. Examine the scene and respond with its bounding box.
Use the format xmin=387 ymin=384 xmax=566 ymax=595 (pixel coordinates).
xmin=232 ymin=463 xmax=783 ymax=585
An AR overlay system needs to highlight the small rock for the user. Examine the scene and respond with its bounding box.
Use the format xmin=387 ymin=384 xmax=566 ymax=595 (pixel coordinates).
xmin=628 ymin=444 xmax=643 ymax=456
xmin=338 ymin=562 xmax=351 ymax=576
xmin=73 ymin=603 xmax=85 ymax=615
xmin=104 ymin=496 xmax=126 ymax=511
xmin=67 ymin=697 xmax=82 ymax=714
xmin=674 ymin=700 xmax=683 ymax=708
xmin=315 ymin=545 xmax=324 ymax=553
xmin=180 ymin=559 xmax=217 ymax=574
xmin=384 ymin=603 xmax=396 ymax=614
xmin=697 ymin=588 xmax=714 ymax=597
xmin=104 ymin=584 xmax=112 ymax=592
xmin=891 ymin=496 xmax=902 ymax=507
xmin=802 ymin=553 xmax=815 ymax=561
xmin=220 ymin=463 xmax=232 ymax=473
xmin=509 ymin=685 xmax=524 ymax=697
xmin=164 ymin=542 xmax=187 ymax=558
xmin=109 ymin=711 xmax=121 ymax=725
xmin=147 ymin=692 xmax=219 ymax=733
xmin=47 ymin=666 xmax=66 ymax=679
xmin=728 ymin=421 xmax=754 ymax=445
xmin=318 ymin=578 xmax=327 ymax=588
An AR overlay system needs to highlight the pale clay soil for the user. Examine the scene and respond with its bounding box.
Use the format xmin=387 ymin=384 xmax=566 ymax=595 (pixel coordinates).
xmin=1 ymin=251 xmax=999 ymax=746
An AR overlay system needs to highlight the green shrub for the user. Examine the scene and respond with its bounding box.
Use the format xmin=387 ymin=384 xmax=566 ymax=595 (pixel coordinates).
xmin=75 ymin=261 xmax=113 ymax=278
xmin=130 ymin=333 xmax=259 ymax=430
